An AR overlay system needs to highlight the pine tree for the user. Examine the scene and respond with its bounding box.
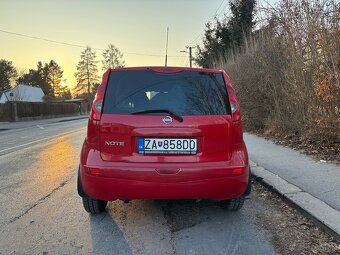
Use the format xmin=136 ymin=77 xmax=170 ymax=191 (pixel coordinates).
xmin=38 ymin=61 xmax=51 ymax=95
xmin=102 ymin=44 xmax=125 ymax=70
xmin=59 ymin=87 xmax=72 ymax=99
xmin=229 ymin=0 xmax=256 ymax=48
xmin=47 ymin=60 xmax=63 ymax=97
xmin=195 ymin=0 xmax=256 ymax=67
xmin=74 ymin=46 xmax=99 ymax=101
xmin=17 ymin=61 xmax=63 ymax=97
xmin=0 ymin=59 xmax=17 ymax=92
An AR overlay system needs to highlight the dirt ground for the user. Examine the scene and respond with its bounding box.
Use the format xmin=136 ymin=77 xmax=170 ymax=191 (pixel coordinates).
xmin=253 ymin=180 xmax=340 ymax=255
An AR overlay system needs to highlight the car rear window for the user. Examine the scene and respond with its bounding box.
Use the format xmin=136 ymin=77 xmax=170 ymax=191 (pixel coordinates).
xmin=102 ymin=70 xmax=231 ymax=115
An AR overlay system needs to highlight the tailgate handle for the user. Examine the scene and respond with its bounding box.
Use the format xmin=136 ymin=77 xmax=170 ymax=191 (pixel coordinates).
xmin=155 ymin=168 xmax=180 ymax=174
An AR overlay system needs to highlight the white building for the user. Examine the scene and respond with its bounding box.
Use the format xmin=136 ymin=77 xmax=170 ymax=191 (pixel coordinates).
xmin=0 ymin=84 xmax=45 ymax=103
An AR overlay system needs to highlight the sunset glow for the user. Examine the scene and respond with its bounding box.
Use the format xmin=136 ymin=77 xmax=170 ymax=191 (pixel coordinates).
xmin=0 ymin=0 xmax=277 ymax=93
xmin=60 ymin=80 xmax=68 ymax=87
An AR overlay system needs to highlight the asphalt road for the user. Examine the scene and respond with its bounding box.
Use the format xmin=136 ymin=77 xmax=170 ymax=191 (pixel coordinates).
xmin=0 ymin=119 xmax=281 ymax=255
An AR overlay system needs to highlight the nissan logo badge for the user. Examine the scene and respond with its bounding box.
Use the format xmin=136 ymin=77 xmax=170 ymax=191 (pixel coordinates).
xmin=162 ymin=116 xmax=173 ymax=124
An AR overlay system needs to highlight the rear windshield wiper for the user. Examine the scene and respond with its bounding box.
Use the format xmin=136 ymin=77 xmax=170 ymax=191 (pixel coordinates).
xmin=131 ymin=109 xmax=183 ymax=122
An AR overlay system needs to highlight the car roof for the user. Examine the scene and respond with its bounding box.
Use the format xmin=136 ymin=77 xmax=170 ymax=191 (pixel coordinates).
xmin=108 ymin=66 xmax=224 ymax=74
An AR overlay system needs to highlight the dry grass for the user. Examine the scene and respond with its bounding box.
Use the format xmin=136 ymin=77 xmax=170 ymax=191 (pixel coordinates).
xmin=214 ymin=0 xmax=339 ymax=147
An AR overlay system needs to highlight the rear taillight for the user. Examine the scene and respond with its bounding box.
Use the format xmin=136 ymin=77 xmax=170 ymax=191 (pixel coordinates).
xmin=223 ymin=72 xmax=240 ymax=120
xmin=86 ymin=69 xmax=110 ymax=150
xmin=224 ymin=74 xmax=243 ymax=145
xmin=86 ymin=119 xmax=100 ymax=149
xmin=90 ymin=97 xmax=103 ymax=121
xmin=87 ymin=95 xmax=103 ymax=149
xmin=95 ymin=99 xmax=103 ymax=112
xmin=227 ymin=87 xmax=241 ymax=122
xmin=89 ymin=69 xmax=110 ymax=121
xmin=230 ymin=101 xmax=238 ymax=114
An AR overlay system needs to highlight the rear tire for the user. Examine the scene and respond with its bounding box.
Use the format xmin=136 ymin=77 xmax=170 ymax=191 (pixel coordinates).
xmin=82 ymin=197 xmax=107 ymax=214
xmin=219 ymin=196 xmax=245 ymax=211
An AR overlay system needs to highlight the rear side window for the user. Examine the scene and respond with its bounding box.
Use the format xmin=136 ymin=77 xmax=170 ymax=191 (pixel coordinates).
xmin=102 ymin=70 xmax=231 ymax=115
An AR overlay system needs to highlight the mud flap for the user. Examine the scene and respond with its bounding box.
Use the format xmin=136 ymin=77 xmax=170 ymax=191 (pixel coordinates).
xmin=77 ymin=166 xmax=87 ymax=197
xmin=243 ymin=167 xmax=252 ymax=196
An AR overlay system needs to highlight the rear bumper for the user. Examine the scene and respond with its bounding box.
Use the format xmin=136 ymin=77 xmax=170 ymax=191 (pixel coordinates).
xmin=80 ymin=142 xmax=249 ymax=201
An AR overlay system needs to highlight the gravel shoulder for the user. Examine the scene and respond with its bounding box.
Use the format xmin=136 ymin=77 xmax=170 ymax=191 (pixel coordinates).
xmin=254 ymin=181 xmax=340 ymax=255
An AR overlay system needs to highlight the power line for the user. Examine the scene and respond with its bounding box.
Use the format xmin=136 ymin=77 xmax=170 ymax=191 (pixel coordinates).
xmin=0 ymin=28 xmax=184 ymax=58
xmin=213 ymin=0 xmax=226 ymax=18
xmin=185 ymin=58 xmax=190 ymax=67
xmin=217 ymin=2 xmax=231 ymax=19
xmin=0 ymin=28 xmax=92 ymax=49
xmin=187 ymin=0 xmax=226 ymax=46
xmin=181 ymin=55 xmax=187 ymax=66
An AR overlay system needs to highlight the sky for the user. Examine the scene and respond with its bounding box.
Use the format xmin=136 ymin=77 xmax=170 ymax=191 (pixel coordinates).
xmin=0 ymin=0 xmax=277 ymax=91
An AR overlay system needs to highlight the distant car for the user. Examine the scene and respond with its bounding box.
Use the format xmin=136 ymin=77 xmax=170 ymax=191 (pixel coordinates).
xmin=78 ymin=67 xmax=251 ymax=213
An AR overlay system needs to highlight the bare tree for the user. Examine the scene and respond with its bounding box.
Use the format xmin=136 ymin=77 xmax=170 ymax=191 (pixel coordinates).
xmin=214 ymin=0 xmax=339 ymax=143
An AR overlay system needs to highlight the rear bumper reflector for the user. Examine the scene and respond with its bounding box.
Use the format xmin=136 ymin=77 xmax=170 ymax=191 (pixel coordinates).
xmin=89 ymin=168 xmax=100 ymax=174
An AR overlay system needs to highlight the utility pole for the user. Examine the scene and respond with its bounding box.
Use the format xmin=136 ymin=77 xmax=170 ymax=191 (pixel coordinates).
xmin=180 ymin=46 xmax=194 ymax=68
xmin=187 ymin=46 xmax=193 ymax=68
xmin=165 ymin=26 xmax=169 ymax=67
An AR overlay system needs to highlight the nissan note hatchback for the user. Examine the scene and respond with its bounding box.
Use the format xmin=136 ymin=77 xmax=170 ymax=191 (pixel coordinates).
xmin=78 ymin=67 xmax=251 ymax=214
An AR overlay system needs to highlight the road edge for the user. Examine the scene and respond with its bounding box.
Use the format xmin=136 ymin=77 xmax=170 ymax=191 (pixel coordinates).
xmin=250 ymin=160 xmax=340 ymax=242
xmin=0 ymin=115 xmax=89 ymax=133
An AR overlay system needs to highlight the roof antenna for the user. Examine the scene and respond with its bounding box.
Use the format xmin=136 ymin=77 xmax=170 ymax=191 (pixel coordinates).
xmin=165 ymin=26 xmax=169 ymax=67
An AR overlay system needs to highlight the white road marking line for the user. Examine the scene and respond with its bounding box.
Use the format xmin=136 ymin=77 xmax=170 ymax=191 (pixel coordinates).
xmin=36 ymin=125 xmax=45 ymax=129
xmin=0 ymin=128 xmax=85 ymax=154
xmin=0 ymin=118 xmax=87 ymax=135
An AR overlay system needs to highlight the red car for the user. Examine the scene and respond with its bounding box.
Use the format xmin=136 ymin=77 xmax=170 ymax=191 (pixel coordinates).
xmin=78 ymin=67 xmax=251 ymax=213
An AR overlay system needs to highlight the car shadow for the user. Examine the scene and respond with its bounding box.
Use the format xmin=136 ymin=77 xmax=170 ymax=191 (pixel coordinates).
xmin=88 ymin=199 xmax=224 ymax=254
xmin=89 ymin=211 xmax=134 ymax=255
xmin=155 ymin=199 xmax=219 ymax=232
xmin=88 ymin=197 xmax=277 ymax=255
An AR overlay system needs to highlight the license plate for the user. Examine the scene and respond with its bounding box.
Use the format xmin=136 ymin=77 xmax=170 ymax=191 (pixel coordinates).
xmin=137 ymin=138 xmax=197 ymax=154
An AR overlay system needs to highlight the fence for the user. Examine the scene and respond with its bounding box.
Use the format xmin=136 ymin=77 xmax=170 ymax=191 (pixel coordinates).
xmin=0 ymin=103 xmax=12 ymax=122
xmin=0 ymin=101 xmax=81 ymax=122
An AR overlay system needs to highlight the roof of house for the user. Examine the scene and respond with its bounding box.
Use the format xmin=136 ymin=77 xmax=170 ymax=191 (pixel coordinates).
xmin=3 ymin=84 xmax=45 ymax=102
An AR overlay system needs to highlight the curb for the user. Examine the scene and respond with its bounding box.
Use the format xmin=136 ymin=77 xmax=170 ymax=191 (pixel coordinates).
xmin=56 ymin=116 xmax=89 ymax=123
xmin=250 ymin=160 xmax=340 ymax=242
